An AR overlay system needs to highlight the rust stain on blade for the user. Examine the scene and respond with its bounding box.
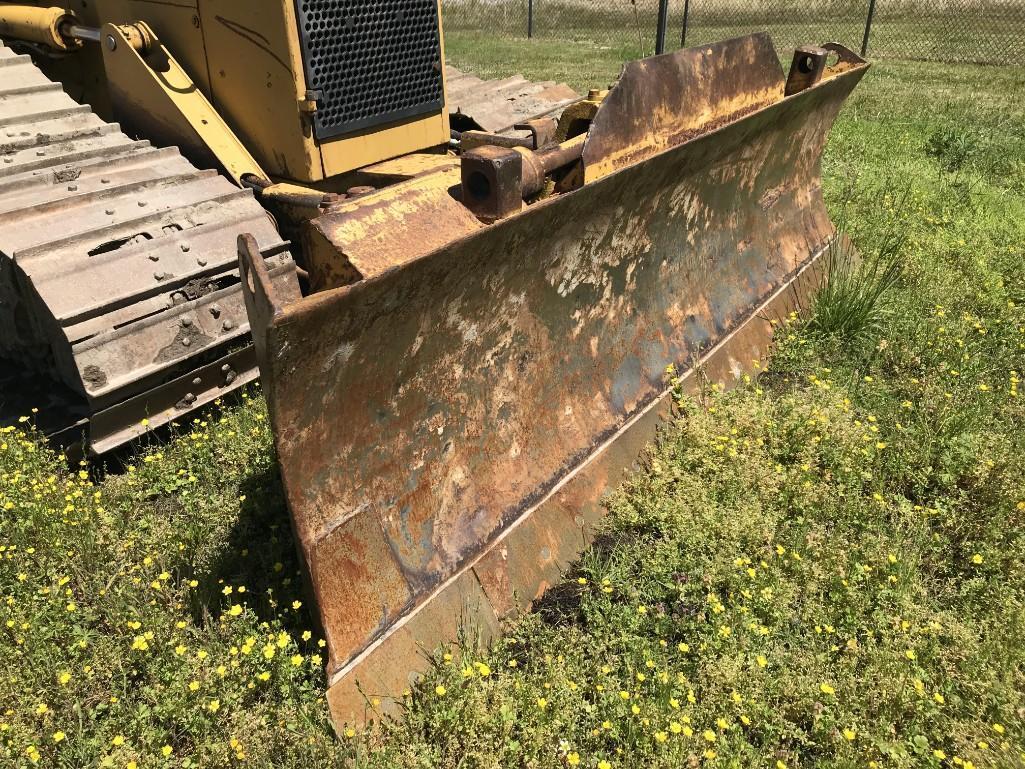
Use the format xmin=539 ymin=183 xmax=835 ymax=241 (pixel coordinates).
xmin=302 ymin=167 xmax=483 ymax=292
xmin=241 ymin=34 xmax=868 ymax=727
xmin=582 ymin=33 xmax=786 ymax=181
xmin=322 ymin=246 xmax=830 ymax=726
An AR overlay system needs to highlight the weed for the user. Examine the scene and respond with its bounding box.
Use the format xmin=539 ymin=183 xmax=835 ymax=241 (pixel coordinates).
xmin=925 ymin=126 xmax=980 ymax=172
xmin=806 ymin=227 xmax=904 ymax=348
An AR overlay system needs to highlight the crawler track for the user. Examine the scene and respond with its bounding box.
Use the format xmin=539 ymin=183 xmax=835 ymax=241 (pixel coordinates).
xmin=0 ymin=42 xmax=299 ymax=453
xmin=445 ymin=66 xmax=579 ymax=133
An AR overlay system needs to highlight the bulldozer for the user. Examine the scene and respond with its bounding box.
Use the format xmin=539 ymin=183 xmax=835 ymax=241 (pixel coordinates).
xmin=0 ymin=1 xmax=869 ymax=728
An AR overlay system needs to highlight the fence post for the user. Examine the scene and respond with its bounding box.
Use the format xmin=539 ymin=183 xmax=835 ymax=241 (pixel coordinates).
xmin=655 ymin=0 xmax=670 ymax=54
xmin=861 ymin=0 xmax=876 ymax=57
xmin=680 ymin=0 xmax=690 ymax=47
xmin=527 ymin=0 xmax=534 ymax=38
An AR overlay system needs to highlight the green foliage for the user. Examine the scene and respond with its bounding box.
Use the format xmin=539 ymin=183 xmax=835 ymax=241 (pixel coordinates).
xmin=2 ymin=57 xmax=1025 ymax=769
xmin=806 ymin=223 xmax=904 ymax=347
xmin=924 ymin=126 xmax=981 ymax=173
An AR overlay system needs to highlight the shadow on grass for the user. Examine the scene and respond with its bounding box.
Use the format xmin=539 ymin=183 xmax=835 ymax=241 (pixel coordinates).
xmin=194 ymin=461 xmax=321 ymax=637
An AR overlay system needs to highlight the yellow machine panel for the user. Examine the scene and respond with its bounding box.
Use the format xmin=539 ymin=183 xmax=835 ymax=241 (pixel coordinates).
xmin=7 ymin=0 xmax=450 ymax=183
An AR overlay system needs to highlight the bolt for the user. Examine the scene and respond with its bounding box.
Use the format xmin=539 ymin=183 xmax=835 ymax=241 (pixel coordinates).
xmin=183 ymin=392 xmax=196 ymax=404
xmin=196 ymin=258 xmax=207 ymax=267
xmin=67 ymin=184 xmax=77 ymax=191
xmin=105 ymin=34 xmax=117 ymax=51
xmin=2 ymin=158 xmax=11 ymax=164
xmin=154 ymin=271 xmax=165 ymax=281
xmin=209 ymin=304 xmax=221 ymax=318
xmin=222 ymin=319 xmax=234 ymax=331
xmin=180 ymin=242 xmax=190 ymax=253
xmin=138 ymin=200 xmax=148 ymax=207
xmin=588 ymin=88 xmax=602 ymax=100
xmin=181 ymin=337 xmax=191 ymax=347
xmin=101 ymin=177 xmax=110 ymax=184
xmin=181 ymin=317 xmax=192 ymax=327
xmin=148 ymin=254 xmax=159 ymax=262
xmin=220 ymin=364 xmax=231 ymax=373
xmin=105 ymin=208 xmax=115 ymax=215
xmin=171 ymin=292 xmax=186 ymax=304
xmin=36 ymin=150 xmax=45 ymax=156
xmin=192 ymin=377 xmax=202 ymax=386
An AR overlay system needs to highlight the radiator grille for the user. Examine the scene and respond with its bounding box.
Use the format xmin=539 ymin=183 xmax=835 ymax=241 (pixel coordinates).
xmin=294 ymin=0 xmax=445 ymax=140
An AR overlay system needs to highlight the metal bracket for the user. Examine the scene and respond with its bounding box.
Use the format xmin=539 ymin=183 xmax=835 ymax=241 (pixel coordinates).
xmin=514 ymin=117 xmax=558 ymax=149
xmin=99 ymin=21 xmax=267 ymax=186
xmin=298 ymin=89 xmax=321 ymax=119
xmin=237 ymin=233 xmax=282 ymax=372
xmin=459 ymin=131 xmax=533 ymax=152
xmin=460 ymin=146 xmax=523 ymax=222
xmin=785 ymin=45 xmax=830 ymax=96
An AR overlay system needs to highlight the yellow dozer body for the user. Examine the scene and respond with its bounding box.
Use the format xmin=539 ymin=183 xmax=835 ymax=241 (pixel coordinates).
xmin=0 ymin=1 xmax=576 ymax=450
xmin=0 ymin=1 xmax=868 ymax=728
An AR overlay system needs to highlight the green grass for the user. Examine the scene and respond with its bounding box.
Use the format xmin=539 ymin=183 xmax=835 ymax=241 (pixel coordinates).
xmin=2 ymin=56 xmax=1025 ymax=768
xmin=443 ymin=5 xmax=1025 ymax=83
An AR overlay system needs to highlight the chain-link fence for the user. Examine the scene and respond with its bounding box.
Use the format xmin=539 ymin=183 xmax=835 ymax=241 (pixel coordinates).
xmin=443 ymin=0 xmax=1024 ymax=80
xmin=683 ymin=0 xmax=1024 ymax=63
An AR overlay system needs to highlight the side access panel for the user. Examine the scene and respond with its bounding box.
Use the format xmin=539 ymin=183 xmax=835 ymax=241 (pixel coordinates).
xmin=240 ymin=34 xmax=869 ymax=727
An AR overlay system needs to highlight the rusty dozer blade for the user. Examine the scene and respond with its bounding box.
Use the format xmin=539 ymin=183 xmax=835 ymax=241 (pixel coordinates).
xmin=239 ymin=34 xmax=868 ymax=728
